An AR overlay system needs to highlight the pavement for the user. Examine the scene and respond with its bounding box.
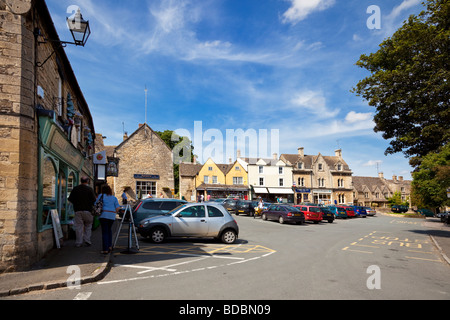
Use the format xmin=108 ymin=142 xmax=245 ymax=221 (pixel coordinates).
xmin=0 ymin=215 xmax=449 ymax=298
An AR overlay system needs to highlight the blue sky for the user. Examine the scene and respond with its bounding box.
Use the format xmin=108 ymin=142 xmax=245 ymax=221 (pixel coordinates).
xmin=46 ymin=0 xmax=426 ymax=180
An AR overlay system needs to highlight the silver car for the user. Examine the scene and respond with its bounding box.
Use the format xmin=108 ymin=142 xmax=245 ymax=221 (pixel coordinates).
xmin=137 ymin=203 xmax=239 ymax=244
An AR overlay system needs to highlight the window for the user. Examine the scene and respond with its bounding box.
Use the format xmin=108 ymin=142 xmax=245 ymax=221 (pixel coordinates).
xmin=235 ymin=166 xmax=240 ymax=171
xmin=279 ymin=178 xmax=284 ymax=186
xmin=41 ymin=157 xmax=58 ymax=228
xmin=178 ymin=205 xmax=205 ymax=218
xmin=259 ymin=177 xmax=264 ymax=186
xmin=318 ymin=164 xmax=323 ymax=171
xmin=338 ymin=194 xmax=345 ymax=204
xmin=298 ymin=177 xmax=305 ymax=186
xmin=208 ymin=206 xmax=224 ymax=217
xmin=279 ymin=167 xmax=283 ymax=174
xmin=337 ymin=164 xmax=342 ymax=171
xmin=337 ymin=179 xmax=344 ymax=188
xmin=208 ymin=166 xmax=213 ymax=171
xmin=297 ymin=162 xmax=303 ymax=169
xmin=259 ymin=166 xmax=264 ymax=174
xmin=233 ymin=177 xmax=243 ymax=185
xmin=365 ymin=192 xmax=369 ymax=198
xmin=136 ymin=181 xmax=157 ymax=198
xmin=212 ymin=176 xmax=218 ymax=184
xmin=204 ymin=176 xmax=209 ymax=184
xmin=318 ymin=178 xmax=325 ymax=187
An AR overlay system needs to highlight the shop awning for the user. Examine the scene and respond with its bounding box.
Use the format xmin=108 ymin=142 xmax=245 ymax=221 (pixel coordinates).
xmin=253 ymin=187 xmax=269 ymax=194
xmin=267 ymin=188 xmax=294 ymax=195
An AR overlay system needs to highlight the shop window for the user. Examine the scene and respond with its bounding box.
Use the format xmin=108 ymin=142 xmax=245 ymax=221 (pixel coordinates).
xmin=136 ymin=181 xmax=157 ymax=198
xmin=42 ymin=157 xmax=58 ymax=228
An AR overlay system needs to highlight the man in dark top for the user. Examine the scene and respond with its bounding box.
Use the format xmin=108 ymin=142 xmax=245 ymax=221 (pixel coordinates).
xmin=68 ymin=177 xmax=97 ymax=247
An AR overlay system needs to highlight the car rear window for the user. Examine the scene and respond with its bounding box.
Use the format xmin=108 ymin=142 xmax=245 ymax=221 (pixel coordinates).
xmin=142 ymin=202 xmax=162 ymax=210
xmin=208 ymin=206 xmax=224 ymax=217
xmin=160 ymin=201 xmax=183 ymax=211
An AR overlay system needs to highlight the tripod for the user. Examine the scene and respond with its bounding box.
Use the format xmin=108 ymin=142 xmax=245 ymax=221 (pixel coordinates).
xmin=112 ymin=204 xmax=140 ymax=254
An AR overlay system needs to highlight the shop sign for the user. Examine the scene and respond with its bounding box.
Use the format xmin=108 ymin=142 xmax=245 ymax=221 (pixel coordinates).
xmin=134 ymin=174 xmax=160 ymax=180
xmin=295 ymin=188 xmax=311 ymax=193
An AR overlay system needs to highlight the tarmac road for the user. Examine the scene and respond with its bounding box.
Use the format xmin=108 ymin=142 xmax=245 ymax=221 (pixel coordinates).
xmin=4 ymin=214 xmax=450 ymax=300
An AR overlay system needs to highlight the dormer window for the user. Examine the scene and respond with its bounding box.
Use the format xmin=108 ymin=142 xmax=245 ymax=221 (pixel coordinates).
xmin=337 ymin=164 xmax=342 ymax=171
xmin=297 ymin=162 xmax=303 ymax=169
xmin=318 ymin=163 xmax=323 ymax=171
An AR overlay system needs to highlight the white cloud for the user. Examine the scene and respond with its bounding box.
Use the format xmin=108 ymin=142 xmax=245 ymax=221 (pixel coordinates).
xmin=363 ymin=160 xmax=383 ymax=167
xmin=345 ymin=111 xmax=373 ymax=123
xmin=282 ymin=0 xmax=336 ymax=25
xmin=290 ymin=90 xmax=339 ymax=119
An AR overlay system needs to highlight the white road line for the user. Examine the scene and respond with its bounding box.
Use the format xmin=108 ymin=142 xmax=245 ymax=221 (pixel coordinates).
xmin=73 ymin=292 xmax=92 ymax=300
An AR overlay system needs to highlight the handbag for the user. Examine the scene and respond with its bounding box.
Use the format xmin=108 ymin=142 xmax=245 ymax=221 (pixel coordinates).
xmin=93 ymin=194 xmax=104 ymax=217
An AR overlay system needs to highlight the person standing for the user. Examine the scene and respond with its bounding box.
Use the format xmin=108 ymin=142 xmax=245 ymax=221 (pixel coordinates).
xmin=95 ymin=185 xmax=120 ymax=254
xmin=68 ymin=177 xmax=97 ymax=247
xmin=121 ymin=189 xmax=128 ymax=205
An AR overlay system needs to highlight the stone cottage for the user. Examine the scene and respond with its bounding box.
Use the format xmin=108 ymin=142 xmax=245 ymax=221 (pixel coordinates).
xmin=105 ymin=124 xmax=175 ymax=201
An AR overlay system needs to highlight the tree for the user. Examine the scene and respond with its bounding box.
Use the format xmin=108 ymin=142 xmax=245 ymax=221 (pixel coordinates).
xmin=353 ymin=0 xmax=450 ymax=166
xmin=411 ymin=142 xmax=450 ymax=208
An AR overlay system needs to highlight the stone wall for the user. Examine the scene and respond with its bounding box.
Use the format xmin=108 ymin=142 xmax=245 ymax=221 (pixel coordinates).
xmin=113 ymin=125 xmax=175 ymax=200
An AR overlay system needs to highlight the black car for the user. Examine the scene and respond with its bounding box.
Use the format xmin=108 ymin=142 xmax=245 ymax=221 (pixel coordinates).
xmin=320 ymin=207 xmax=335 ymax=223
xmin=391 ymin=205 xmax=409 ymax=213
xmin=235 ymin=200 xmax=255 ymax=216
xmin=262 ymin=204 xmax=305 ymax=224
xmin=222 ymin=199 xmax=238 ymax=213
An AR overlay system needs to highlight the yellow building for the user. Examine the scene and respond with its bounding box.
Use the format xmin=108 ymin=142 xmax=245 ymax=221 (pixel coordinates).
xmin=195 ymin=158 xmax=249 ymax=201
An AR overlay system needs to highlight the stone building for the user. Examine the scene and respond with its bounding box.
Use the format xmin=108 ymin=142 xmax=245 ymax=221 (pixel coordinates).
xmin=104 ymin=124 xmax=175 ymax=201
xmin=179 ymin=161 xmax=202 ymax=202
xmin=0 ymin=1 xmax=96 ymax=272
xmin=281 ymin=148 xmax=353 ymax=205
xmin=352 ymin=173 xmax=412 ymax=208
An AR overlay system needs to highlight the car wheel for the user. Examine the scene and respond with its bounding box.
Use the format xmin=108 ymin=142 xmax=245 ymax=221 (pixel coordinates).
xmin=262 ymin=213 xmax=267 ymax=221
xmin=150 ymin=227 xmax=166 ymax=244
xmin=221 ymin=229 xmax=237 ymax=244
xmin=279 ymin=216 xmax=285 ymax=224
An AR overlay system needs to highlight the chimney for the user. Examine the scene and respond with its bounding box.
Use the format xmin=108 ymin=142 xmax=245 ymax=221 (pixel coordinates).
xmin=399 ymin=176 xmax=404 ymax=181
xmin=229 ymin=158 xmax=232 ymax=164
xmin=392 ymin=175 xmax=397 ymax=182
xmin=378 ymin=172 xmax=384 ymax=179
xmin=123 ymin=132 xmax=128 ymax=141
xmin=298 ymin=147 xmax=304 ymax=157
xmin=237 ymin=149 xmax=241 ymax=159
xmin=273 ymin=153 xmax=278 ymax=160
xmin=335 ymin=149 xmax=342 ymax=158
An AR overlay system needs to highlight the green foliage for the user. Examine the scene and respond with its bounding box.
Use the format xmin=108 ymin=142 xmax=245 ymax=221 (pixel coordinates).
xmin=411 ymin=142 xmax=450 ymax=208
xmin=353 ymin=0 xmax=450 ymax=164
xmin=387 ymin=191 xmax=409 ymax=207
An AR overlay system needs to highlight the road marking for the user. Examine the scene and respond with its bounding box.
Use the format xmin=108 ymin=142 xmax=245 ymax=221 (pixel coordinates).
xmin=342 ymin=247 xmax=373 ymax=254
xmin=405 ymin=256 xmax=442 ymax=262
xmin=73 ymin=292 xmax=92 ymax=300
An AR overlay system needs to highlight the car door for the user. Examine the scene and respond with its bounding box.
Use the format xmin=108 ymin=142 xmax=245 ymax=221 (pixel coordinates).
xmin=206 ymin=205 xmax=226 ymax=237
xmin=172 ymin=205 xmax=209 ymax=236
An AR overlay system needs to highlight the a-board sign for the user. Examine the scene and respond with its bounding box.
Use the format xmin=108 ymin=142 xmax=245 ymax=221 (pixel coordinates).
xmin=50 ymin=209 xmax=64 ymax=248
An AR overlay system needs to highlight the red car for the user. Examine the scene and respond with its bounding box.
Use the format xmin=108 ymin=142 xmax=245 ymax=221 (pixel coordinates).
xmin=294 ymin=205 xmax=323 ymax=224
xmin=339 ymin=206 xmax=355 ymax=218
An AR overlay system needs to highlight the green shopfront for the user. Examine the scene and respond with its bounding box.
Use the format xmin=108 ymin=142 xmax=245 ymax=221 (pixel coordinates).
xmin=38 ymin=111 xmax=94 ymax=236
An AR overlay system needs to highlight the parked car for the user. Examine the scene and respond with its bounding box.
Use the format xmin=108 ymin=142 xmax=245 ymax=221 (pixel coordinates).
xmin=235 ymin=200 xmax=255 ymax=216
xmin=339 ymin=206 xmax=355 ymax=218
xmin=319 ymin=207 xmax=335 ymax=223
xmin=352 ymin=206 xmax=367 ymax=218
xmin=327 ymin=206 xmax=348 ymax=219
xmin=437 ymin=211 xmax=449 ymax=223
xmin=262 ymin=204 xmax=305 ymax=224
xmin=222 ymin=199 xmax=238 ymax=213
xmin=364 ymin=207 xmax=377 ymax=216
xmin=294 ymin=205 xmax=323 ymax=224
xmin=391 ymin=205 xmax=409 ymax=213
xmin=132 ymin=198 xmax=187 ymax=226
xmin=137 ymin=203 xmax=239 ymax=244
xmin=415 ymin=208 xmax=435 ymax=217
